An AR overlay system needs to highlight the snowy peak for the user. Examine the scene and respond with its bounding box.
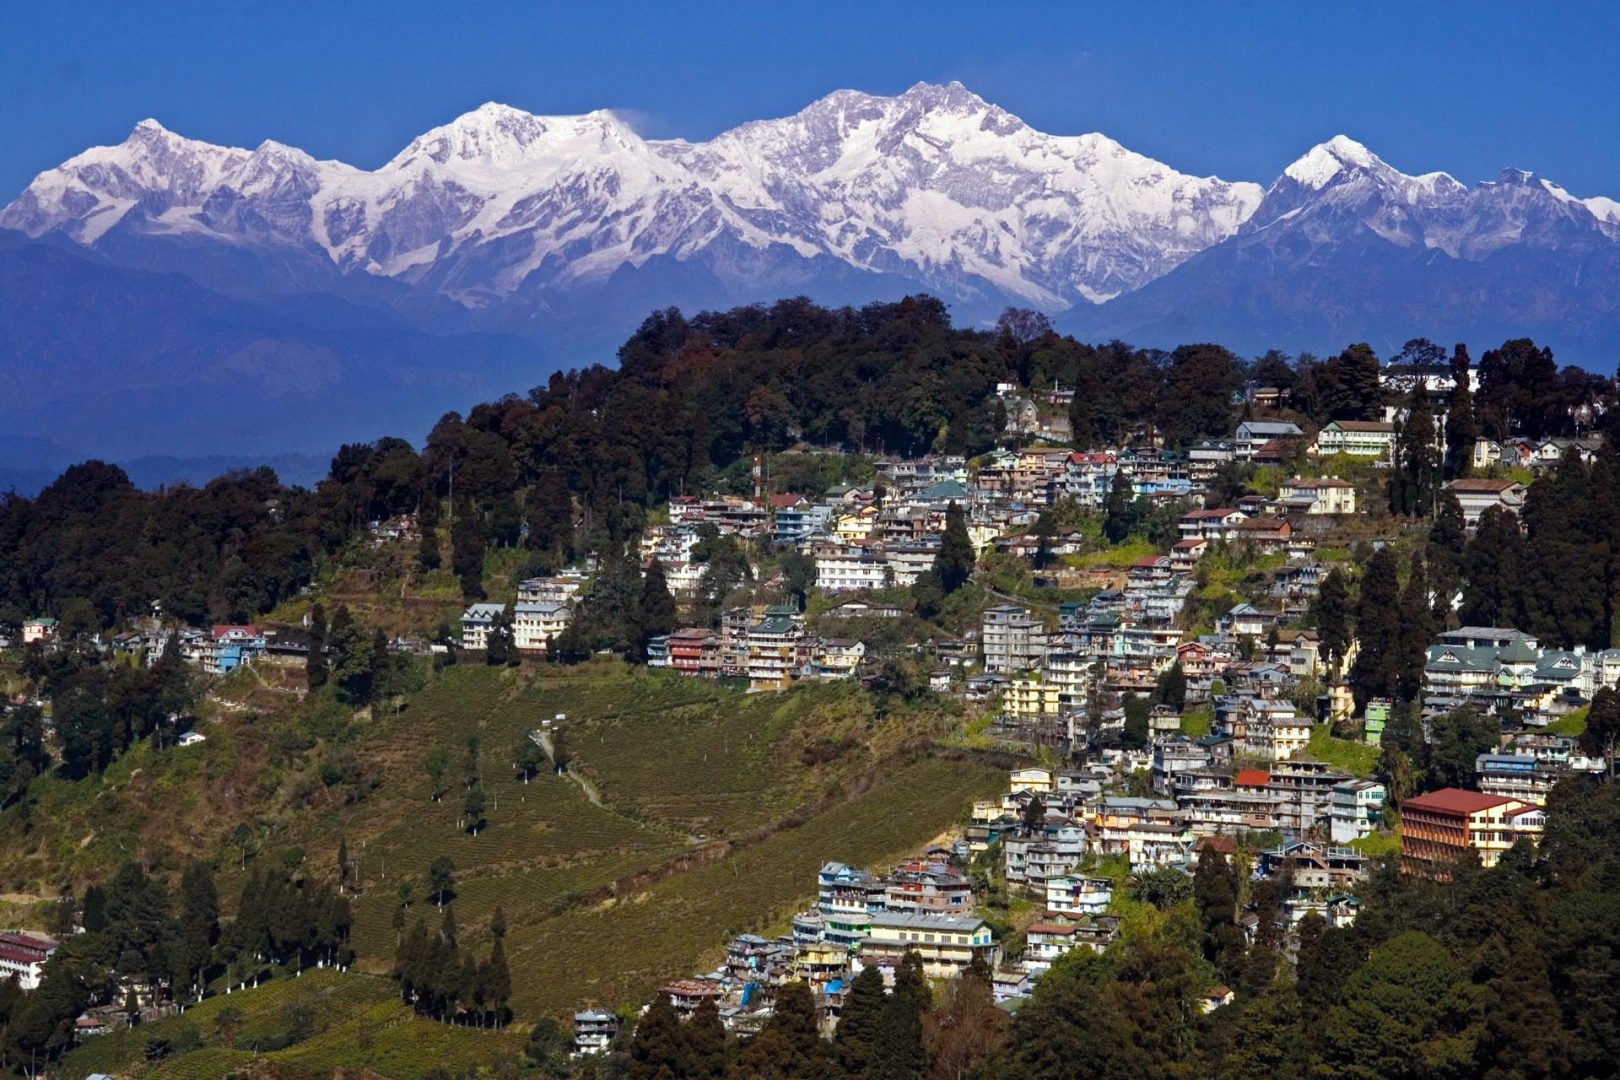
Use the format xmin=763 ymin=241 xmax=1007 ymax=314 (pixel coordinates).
xmin=1282 ymin=135 xmax=1383 ymax=189
xmin=4 ymin=86 xmax=1616 ymax=319
xmin=383 ymin=102 xmax=647 ymax=171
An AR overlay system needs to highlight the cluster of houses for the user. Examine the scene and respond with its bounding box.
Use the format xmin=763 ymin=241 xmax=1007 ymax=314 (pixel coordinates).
xmin=645 ymin=606 xmax=866 ymax=692
xmin=569 ymin=848 xmax=995 ymax=1050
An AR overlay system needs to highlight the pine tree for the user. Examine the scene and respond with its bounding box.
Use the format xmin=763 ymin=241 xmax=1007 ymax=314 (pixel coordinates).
xmin=452 ymin=506 xmax=487 ymax=601
xmin=637 ymin=559 xmax=680 ymax=660
xmin=1102 ymin=470 xmax=1136 ymax=545
xmin=682 ymin=997 xmax=729 ymax=1079
xmin=833 ymin=965 xmax=885 ymax=1076
xmin=1315 ymin=568 xmax=1352 ymax=679
xmin=1461 ymin=506 xmax=1526 ymax=628
xmin=1444 ymin=344 xmax=1478 ymax=479
xmin=870 ymin=952 xmax=928 ymax=1079
xmin=1391 ymin=382 xmax=1440 ymax=516
xmin=732 ymin=980 xmax=827 ymax=1079
xmin=490 ymin=905 xmax=506 ymax=940
xmin=935 ymin=502 xmax=976 ymax=593
xmin=337 ymin=837 xmax=350 ymax=891
xmin=1350 ymin=548 xmax=1402 ymax=702
xmin=1193 ymin=845 xmax=1243 ymax=981
xmin=484 ymin=938 xmax=511 ymax=1027
xmin=627 ymin=992 xmax=684 ymax=1080
xmin=418 ymin=522 xmax=441 ymax=572
xmin=1395 ymin=554 xmax=1433 ymax=703
xmin=306 ymin=602 xmax=329 ymax=690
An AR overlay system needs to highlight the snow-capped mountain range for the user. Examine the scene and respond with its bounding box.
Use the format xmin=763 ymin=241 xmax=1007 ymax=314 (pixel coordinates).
xmin=1 ymin=82 xmax=1270 ymax=311
xmin=3 ymin=81 xmax=1619 ymax=465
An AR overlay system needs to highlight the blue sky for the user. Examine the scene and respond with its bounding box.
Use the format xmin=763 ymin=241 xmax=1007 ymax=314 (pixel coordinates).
xmin=3 ymin=1 xmax=1617 ymax=200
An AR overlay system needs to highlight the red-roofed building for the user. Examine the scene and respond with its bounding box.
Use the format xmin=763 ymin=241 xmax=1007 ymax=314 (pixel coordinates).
xmin=0 ymin=931 xmax=57 ymax=990
xmin=1400 ymin=788 xmax=1545 ymax=874
xmin=1234 ymin=769 xmax=1271 ymax=790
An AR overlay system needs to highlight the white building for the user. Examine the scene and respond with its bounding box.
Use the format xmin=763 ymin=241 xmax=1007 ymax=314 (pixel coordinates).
xmin=0 ymin=931 xmax=56 ymax=990
xmin=1329 ymin=779 xmax=1386 ymax=843
xmin=460 ymin=603 xmax=507 ymax=651
xmin=1313 ymin=420 xmax=1396 ymax=458
xmin=814 ymin=544 xmax=891 ymax=593
xmin=513 ymin=602 xmax=571 ymax=653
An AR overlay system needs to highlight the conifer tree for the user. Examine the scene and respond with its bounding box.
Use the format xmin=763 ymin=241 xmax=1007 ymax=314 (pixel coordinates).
xmin=627 ymin=992 xmax=684 ymax=1080
xmin=731 ymin=980 xmax=827 ymax=1080
xmin=1315 ymin=567 xmax=1352 ymax=679
xmin=484 ymin=938 xmax=512 ymax=1027
xmin=833 ymin=965 xmax=885 ymax=1076
xmin=637 ymin=558 xmax=680 ymax=660
xmin=870 ymin=952 xmax=928 ymax=1079
xmin=306 ymin=602 xmax=329 ymax=689
xmin=683 ymin=997 xmax=729 ymax=1079
xmin=1395 ymin=554 xmax=1433 ymax=703
xmin=1443 ymin=344 xmax=1478 ymax=479
xmin=1350 ymin=548 xmax=1402 ymax=702
xmin=935 ymin=502 xmax=976 ymax=593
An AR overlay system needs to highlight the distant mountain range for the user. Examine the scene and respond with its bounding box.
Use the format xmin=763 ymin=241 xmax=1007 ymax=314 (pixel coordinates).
xmin=4 ymin=81 xmax=1618 ymax=464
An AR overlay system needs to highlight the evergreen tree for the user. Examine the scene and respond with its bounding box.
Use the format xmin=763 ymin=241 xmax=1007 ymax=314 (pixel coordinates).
xmin=935 ymin=502 xmax=976 ymax=593
xmin=1350 ymin=548 xmax=1402 ymax=702
xmin=418 ymin=521 xmax=441 ymax=572
xmin=637 ymin=559 xmax=680 ymax=660
xmin=451 ymin=506 xmax=487 ymax=601
xmin=1443 ymin=344 xmax=1478 ymax=479
xmin=1580 ymin=685 xmax=1620 ymax=766
xmin=429 ymin=856 xmax=455 ymax=907
xmin=1427 ymin=495 xmax=1467 ymax=626
xmin=1391 ymin=383 xmax=1439 ymax=517
xmin=484 ymin=938 xmax=511 ymax=1026
xmin=832 ymin=965 xmax=885 ymax=1077
xmin=306 ymin=602 xmax=329 ymax=689
xmin=1315 ymin=568 xmax=1351 ymax=679
xmin=463 ymin=785 xmax=486 ymax=834
xmin=870 ymin=952 xmax=928 ymax=1079
xmin=1394 ymin=554 xmax=1432 ymax=703
xmin=485 ymin=607 xmax=515 ymax=666
xmin=628 ymin=992 xmax=684 ymax=1080
xmin=1152 ymin=661 xmax=1188 ymax=711
xmin=1461 ymin=507 xmax=1526 ymax=629
xmin=1325 ymin=343 xmax=1385 ymax=421
xmin=1194 ymin=845 xmax=1244 ymax=981
xmin=1315 ymin=931 xmax=1480 ymax=1080
xmin=683 ymin=997 xmax=729 ymax=1079
xmin=174 ymin=861 xmax=219 ymax=1000
xmin=732 ymin=980 xmax=827 ymax=1080
xmin=1102 ymin=470 xmax=1136 ymax=545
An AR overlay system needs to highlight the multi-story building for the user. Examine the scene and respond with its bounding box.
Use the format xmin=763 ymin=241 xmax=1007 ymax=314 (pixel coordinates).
xmin=982 ymin=605 xmax=1048 ymax=675
xmin=517 ymin=573 xmax=585 ymax=606
xmin=1235 ymin=420 xmax=1304 ymax=461
xmin=745 ymin=606 xmax=804 ymax=692
xmin=1474 ymin=754 xmax=1563 ymax=806
xmin=572 ymin=1010 xmax=619 ymax=1056
xmin=0 ymin=932 xmax=55 ymax=990
xmin=513 ymin=602 xmax=570 ymax=653
xmin=1044 ymin=875 xmax=1113 ymax=918
xmin=1277 ymin=476 xmax=1358 ymax=515
xmin=1329 ymin=779 xmax=1386 ymax=843
xmin=813 ymin=543 xmax=891 ymax=593
xmin=460 ymin=603 xmax=506 ymax=651
xmin=666 ymin=628 xmax=721 ymax=678
xmin=1400 ymin=788 xmax=1546 ymax=873
xmin=859 ymin=913 xmax=996 ymax=979
xmin=1313 ymin=420 xmax=1396 ymax=458
xmin=773 ymin=499 xmax=834 ymax=545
